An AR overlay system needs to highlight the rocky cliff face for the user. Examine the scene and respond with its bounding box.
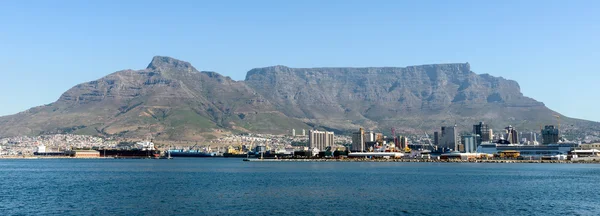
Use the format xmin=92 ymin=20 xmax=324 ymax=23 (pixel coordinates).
xmin=244 ymin=63 xmax=552 ymax=133
xmin=0 ymin=56 xmax=307 ymax=139
xmin=0 ymin=56 xmax=596 ymax=139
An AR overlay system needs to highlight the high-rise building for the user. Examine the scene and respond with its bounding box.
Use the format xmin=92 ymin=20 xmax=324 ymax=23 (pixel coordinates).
xmin=489 ymin=129 xmax=494 ymax=141
xmin=400 ymin=136 xmax=408 ymax=149
xmin=292 ymin=129 xmax=296 ymax=137
xmin=351 ymin=128 xmax=365 ymax=152
xmin=520 ymin=132 xmax=538 ymax=145
xmin=433 ymin=132 xmax=439 ymax=146
xmin=308 ymin=130 xmax=334 ymax=151
xmin=541 ymin=125 xmax=560 ymax=144
xmin=505 ymin=125 xmax=519 ymax=144
xmin=364 ymin=131 xmax=375 ymax=142
xmin=440 ymin=125 xmax=459 ymax=150
xmin=302 ymin=129 xmax=306 ymax=136
xmin=473 ymin=122 xmax=491 ymax=145
xmin=462 ymin=134 xmax=477 ymax=153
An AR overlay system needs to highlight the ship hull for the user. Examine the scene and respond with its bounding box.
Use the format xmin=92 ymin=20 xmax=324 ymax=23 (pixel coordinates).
xmin=99 ymin=149 xmax=160 ymax=158
xmin=169 ymin=152 xmax=215 ymax=157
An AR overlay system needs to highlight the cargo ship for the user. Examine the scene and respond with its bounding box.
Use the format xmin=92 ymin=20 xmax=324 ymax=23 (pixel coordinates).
xmin=33 ymin=145 xmax=66 ymax=156
xmin=99 ymin=141 xmax=160 ymax=159
xmin=99 ymin=149 xmax=160 ymax=158
xmin=167 ymin=149 xmax=216 ymax=157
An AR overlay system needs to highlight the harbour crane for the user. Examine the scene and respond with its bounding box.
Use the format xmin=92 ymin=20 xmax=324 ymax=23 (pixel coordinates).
xmin=553 ymin=114 xmax=561 ymax=130
xmin=189 ymin=142 xmax=198 ymax=151
xmin=391 ymin=127 xmax=396 ymax=146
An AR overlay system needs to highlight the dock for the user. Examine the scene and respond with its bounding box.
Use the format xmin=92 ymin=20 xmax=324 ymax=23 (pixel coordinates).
xmin=242 ymin=158 xmax=590 ymax=163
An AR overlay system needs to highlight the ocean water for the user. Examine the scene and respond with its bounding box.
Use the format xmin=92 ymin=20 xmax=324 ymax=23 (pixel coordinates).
xmin=1 ymin=158 xmax=599 ymax=216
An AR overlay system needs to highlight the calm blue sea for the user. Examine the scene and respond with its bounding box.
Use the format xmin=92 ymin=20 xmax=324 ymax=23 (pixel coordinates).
xmin=1 ymin=158 xmax=599 ymax=216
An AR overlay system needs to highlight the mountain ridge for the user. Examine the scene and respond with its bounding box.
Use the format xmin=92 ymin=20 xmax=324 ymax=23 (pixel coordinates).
xmin=0 ymin=56 xmax=597 ymax=140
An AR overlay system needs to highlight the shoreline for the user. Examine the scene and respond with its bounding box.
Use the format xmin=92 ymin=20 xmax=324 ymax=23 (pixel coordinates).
xmin=243 ymin=158 xmax=600 ymax=164
xmin=3 ymin=156 xmax=600 ymax=164
xmin=0 ymin=156 xmax=151 ymax=160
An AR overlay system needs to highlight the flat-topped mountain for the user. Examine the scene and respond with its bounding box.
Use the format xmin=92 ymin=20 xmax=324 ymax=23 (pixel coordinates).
xmin=0 ymin=56 xmax=597 ymax=140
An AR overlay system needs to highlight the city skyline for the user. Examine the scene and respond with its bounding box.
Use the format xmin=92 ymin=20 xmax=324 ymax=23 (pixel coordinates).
xmin=1 ymin=0 xmax=599 ymax=122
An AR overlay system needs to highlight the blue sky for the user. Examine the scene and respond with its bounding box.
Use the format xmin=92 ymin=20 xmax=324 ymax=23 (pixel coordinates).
xmin=1 ymin=0 xmax=599 ymax=121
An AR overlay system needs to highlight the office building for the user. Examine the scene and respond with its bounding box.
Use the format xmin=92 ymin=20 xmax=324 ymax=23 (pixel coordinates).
xmin=473 ymin=122 xmax=491 ymax=145
xmin=364 ymin=131 xmax=376 ymax=142
xmin=440 ymin=125 xmax=459 ymax=150
xmin=541 ymin=125 xmax=560 ymax=144
xmin=308 ymin=130 xmax=335 ymax=151
xmin=351 ymin=128 xmax=366 ymax=152
xmin=433 ymin=132 xmax=439 ymax=146
xmin=292 ymin=129 xmax=296 ymax=137
xmin=505 ymin=125 xmax=519 ymax=144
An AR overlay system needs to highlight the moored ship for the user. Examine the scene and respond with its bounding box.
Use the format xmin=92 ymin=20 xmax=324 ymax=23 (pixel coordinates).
xmin=99 ymin=141 xmax=160 ymax=159
xmin=99 ymin=149 xmax=160 ymax=158
xmin=167 ymin=149 xmax=216 ymax=157
xmin=33 ymin=145 xmax=66 ymax=156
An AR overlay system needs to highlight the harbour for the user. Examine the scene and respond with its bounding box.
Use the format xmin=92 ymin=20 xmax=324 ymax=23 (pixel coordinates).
xmin=2 ymin=158 xmax=599 ymax=215
xmin=242 ymin=158 xmax=585 ymax=163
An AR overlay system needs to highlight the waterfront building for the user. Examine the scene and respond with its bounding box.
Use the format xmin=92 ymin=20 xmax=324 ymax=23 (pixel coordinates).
xmin=505 ymin=125 xmax=519 ymax=144
xmin=440 ymin=152 xmax=490 ymax=160
xmin=308 ymin=130 xmax=335 ymax=151
xmin=462 ymin=134 xmax=477 ymax=153
xmin=477 ymin=143 xmax=577 ymax=159
xmin=440 ymin=125 xmax=459 ymax=150
xmin=400 ymin=136 xmax=408 ymax=149
xmin=541 ymin=125 xmax=560 ymax=144
xmin=255 ymin=145 xmax=267 ymax=153
xmin=364 ymin=131 xmax=375 ymax=142
xmin=433 ymin=132 xmax=439 ymax=147
xmin=351 ymin=128 xmax=365 ymax=152
xmin=578 ymin=143 xmax=600 ymax=150
xmin=347 ymin=152 xmax=404 ymax=158
xmin=473 ymin=122 xmax=491 ymax=145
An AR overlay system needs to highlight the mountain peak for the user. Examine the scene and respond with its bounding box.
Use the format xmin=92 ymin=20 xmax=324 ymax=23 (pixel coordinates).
xmin=146 ymin=56 xmax=196 ymax=72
